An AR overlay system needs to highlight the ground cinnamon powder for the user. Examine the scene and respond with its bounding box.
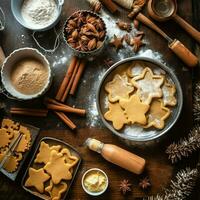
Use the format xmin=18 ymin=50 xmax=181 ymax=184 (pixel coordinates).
xmin=10 ymin=58 xmax=48 ymax=95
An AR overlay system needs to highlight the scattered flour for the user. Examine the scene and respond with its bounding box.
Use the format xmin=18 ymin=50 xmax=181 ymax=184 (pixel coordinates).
xmin=86 ymin=69 xmax=107 ymax=127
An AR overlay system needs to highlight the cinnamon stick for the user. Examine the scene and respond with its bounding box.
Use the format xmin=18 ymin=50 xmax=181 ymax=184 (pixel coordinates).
xmin=55 ymin=56 xmax=78 ymax=101
xmin=46 ymin=103 xmax=86 ymax=116
xmin=100 ymin=0 xmax=118 ymax=13
xmin=10 ymin=108 xmax=48 ymax=117
xmin=61 ymin=59 xmax=80 ymax=102
xmin=54 ymin=111 xmax=76 ymax=130
xmin=70 ymin=59 xmax=86 ymax=95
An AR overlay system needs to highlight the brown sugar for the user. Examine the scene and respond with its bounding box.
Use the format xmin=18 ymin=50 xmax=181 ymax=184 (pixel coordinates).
xmin=10 ymin=58 xmax=48 ymax=95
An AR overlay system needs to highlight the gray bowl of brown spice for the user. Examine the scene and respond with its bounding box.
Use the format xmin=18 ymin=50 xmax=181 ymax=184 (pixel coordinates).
xmin=1 ymin=48 xmax=52 ymax=100
xmin=63 ymin=10 xmax=107 ymax=60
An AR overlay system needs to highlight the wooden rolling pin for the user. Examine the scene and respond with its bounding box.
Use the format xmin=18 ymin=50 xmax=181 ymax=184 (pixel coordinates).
xmin=136 ymin=13 xmax=198 ymax=68
xmin=85 ymin=138 xmax=146 ymax=175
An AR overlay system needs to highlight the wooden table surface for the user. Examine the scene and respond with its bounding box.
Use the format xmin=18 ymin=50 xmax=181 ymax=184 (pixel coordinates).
xmin=0 ymin=0 xmax=200 ymax=199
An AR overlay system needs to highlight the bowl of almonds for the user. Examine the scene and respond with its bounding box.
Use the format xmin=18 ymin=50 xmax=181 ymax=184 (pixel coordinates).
xmin=63 ymin=10 xmax=107 ymax=58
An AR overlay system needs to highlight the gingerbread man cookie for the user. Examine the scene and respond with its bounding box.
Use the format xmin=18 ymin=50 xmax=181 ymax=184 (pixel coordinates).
xmin=25 ymin=168 xmax=50 ymax=193
xmin=144 ymin=99 xmax=170 ymax=129
xmin=104 ymin=102 xmax=129 ymax=130
xmin=34 ymin=141 xmax=61 ymax=164
xmin=132 ymin=68 xmax=164 ymax=104
xmin=45 ymin=180 xmax=68 ymax=200
xmin=44 ymin=150 xmax=73 ymax=184
xmin=119 ymin=94 xmax=149 ymax=125
xmin=162 ymin=79 xmax=177 ymax=107
xmin=105 ymin=74 xmax=134 ymax=102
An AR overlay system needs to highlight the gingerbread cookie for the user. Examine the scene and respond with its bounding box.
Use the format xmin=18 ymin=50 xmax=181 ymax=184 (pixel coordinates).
xmin=25 ymin=168 xmax=50 ymax=193
xmin=132 ymin=68 xmax=164 ymax=104
xmin=119 ymin=94 xmax=149 ymax=125
xmin=104 ymin=102 xmax=129 ymax=130
xmin=34 ymin=141 xmax=61 ymax=164
xmin=162 ymin=79 xmax=177 ymax=107
xmin=127 ymin=61 xmax=146 ymax=77
xmin=0 ymin=128 xmax=11 ymax=148
xmin=105 ymin=74 xmax=134 ymax=102
xmin=144 ymin=99 xmax=170 ymax=129
xmin=44 ymin=150 xmax=73 ymax=184
xmin=60 ymin=148 xmax=79 ymax=167
xmin=45 ymin=180 xmax=68 ymax=200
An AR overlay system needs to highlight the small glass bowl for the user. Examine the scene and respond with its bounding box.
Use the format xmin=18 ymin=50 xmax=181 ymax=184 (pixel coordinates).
xmin=81 ymin=168 xmax=109 ymax=196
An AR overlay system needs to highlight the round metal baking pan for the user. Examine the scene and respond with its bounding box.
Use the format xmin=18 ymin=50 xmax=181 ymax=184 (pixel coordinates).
xmin=96 ymin=57 xmax=183 ymax=144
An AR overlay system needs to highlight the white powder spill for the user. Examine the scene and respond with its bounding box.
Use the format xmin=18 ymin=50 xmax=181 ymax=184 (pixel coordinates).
xmin=86 ymin=69 xmax=107 ymax=127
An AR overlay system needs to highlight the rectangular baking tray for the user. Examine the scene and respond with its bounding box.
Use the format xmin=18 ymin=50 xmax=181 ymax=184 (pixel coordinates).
xmin=0 ymin=119 xmax=40 ymax=181
xmin=21 ymin=137 xmax=81 ymax=200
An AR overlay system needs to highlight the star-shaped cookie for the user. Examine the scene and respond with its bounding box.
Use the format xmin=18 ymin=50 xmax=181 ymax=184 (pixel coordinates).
xmin=45 ymin=180 xmax=68 ymax=200
xmin=105 ymin=74 xmax=134 ymax=102
xmin=127 ymin=61 xmax=146 ymax=77
xmin=25 ymin=168 xmax=50 ymax=193
xmin=162 ymin=79 xmax=177 ymax=107
xmin=132 ymin=67 xmax=164 ymax=104
xmin=119 ymin=94 xmax=149 ymax=125
xmin=44 ymin=150 xmax=73 ymax=184
xmin=104 ymin=102 xmax=129 ymax=130
xmin=34 ymin=141 xmax=61 ymax=164
xmin=144 ymin=99 xmax=170 ymax=129
xmin=109 ymin=34 xmax=123 ymax=51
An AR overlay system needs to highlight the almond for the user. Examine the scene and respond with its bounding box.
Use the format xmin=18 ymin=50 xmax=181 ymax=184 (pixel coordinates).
xmin=88 ymin=38 xmax=97 ymax=50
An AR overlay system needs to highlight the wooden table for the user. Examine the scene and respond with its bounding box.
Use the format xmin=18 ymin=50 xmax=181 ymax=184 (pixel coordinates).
xmin=0 ymin=0 xmax=199 ymax=199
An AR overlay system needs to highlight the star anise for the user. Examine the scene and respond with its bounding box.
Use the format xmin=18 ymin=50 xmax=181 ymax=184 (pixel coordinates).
xmin=104 ymin=58 xmax=114 ymax=67
xmin=119 ymin=179 xmax=132 ymax=195
xmin=139 ymin=177 xmax=151 ymax=190
xmin=130 ymin=35 xmax=145 ymax=53
xmin=110 ymin=34 xmax=123 ymax=51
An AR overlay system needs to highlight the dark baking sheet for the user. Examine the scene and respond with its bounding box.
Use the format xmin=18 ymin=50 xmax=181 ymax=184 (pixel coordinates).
xmin=21 ymin=137 xmax=81 ymax=200
xmin=0 ymin=119 xmax=39 ymax=181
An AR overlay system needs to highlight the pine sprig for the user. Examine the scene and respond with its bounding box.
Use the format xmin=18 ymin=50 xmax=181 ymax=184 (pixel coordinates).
xmin=166 ymin=125 xmax=200 ymax=163
xmin=193 ymin=81 xmax=200 ymax=122
xmin=146 ymin=167 xmax=199 ymax=200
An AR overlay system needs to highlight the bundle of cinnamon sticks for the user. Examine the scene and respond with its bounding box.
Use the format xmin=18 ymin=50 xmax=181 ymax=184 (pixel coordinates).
xmin=56 ymin=56 xmax=86 ymax=102
xmin=9 ymin=56 xmax=87 ymax=130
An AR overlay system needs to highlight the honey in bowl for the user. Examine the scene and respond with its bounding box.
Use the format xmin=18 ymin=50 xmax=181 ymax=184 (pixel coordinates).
xmin=10 ymin=58 xmax=49 ymax=95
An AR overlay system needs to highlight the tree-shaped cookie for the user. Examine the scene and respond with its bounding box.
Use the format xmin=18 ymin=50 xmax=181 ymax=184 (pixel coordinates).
xmin=119 ymin=94 xmax=149 ymax=125
xmin=34 ymin=141 xmax=61 ymax=164
xmin=44 ymin=150 xmax=73 ymax=184
xmin=162 ymin=79 xmax=177 ymax=107
xmin=25 ymin=168 xmax=50 ymax=193
xmin=104 ymin=102 xmax=129 ymax=130
xmin=105 ymin=74 xmax=134 ymax=102
xmin=144 ymin=99 xmax=170 ymax=129
xmin=132 ymin=67 xmax=164 ymax=104
xmin=45 ymin=180 xmax=68 ymax=200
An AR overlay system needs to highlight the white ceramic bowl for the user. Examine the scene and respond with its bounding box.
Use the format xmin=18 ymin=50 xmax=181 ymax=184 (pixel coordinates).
xmin=81 ymin=168 xmax=109 ymax=196
xmin=11 ymin=0 xmax=64 ymax=31
xmin=1 ymin=47 xmax=52 ymax=100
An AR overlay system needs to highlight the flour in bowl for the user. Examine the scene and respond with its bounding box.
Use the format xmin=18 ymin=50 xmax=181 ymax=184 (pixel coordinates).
xmin=21 ymin=0 xmax=58 ymax=29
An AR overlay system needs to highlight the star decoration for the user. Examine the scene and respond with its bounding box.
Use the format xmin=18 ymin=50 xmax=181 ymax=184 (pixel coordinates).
xmin=104 ymin=102 xmax=129 ymax=130
xmin=139 ymin=177 xmax=151 ymax=190
xmin=120 ymin=94 xmax=149 ymax=125
xmin=119 ymin=179 xmax=132 ymax=195
xmin=132 ymin=67 xmax=164 ymax=104
xmin=130 ymin=35 xmax=145 ymax=53
xmin=25 ymin=168 xmax=50 ymax=193
xmin=110 ymin=34 xmax=123 ymax=51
